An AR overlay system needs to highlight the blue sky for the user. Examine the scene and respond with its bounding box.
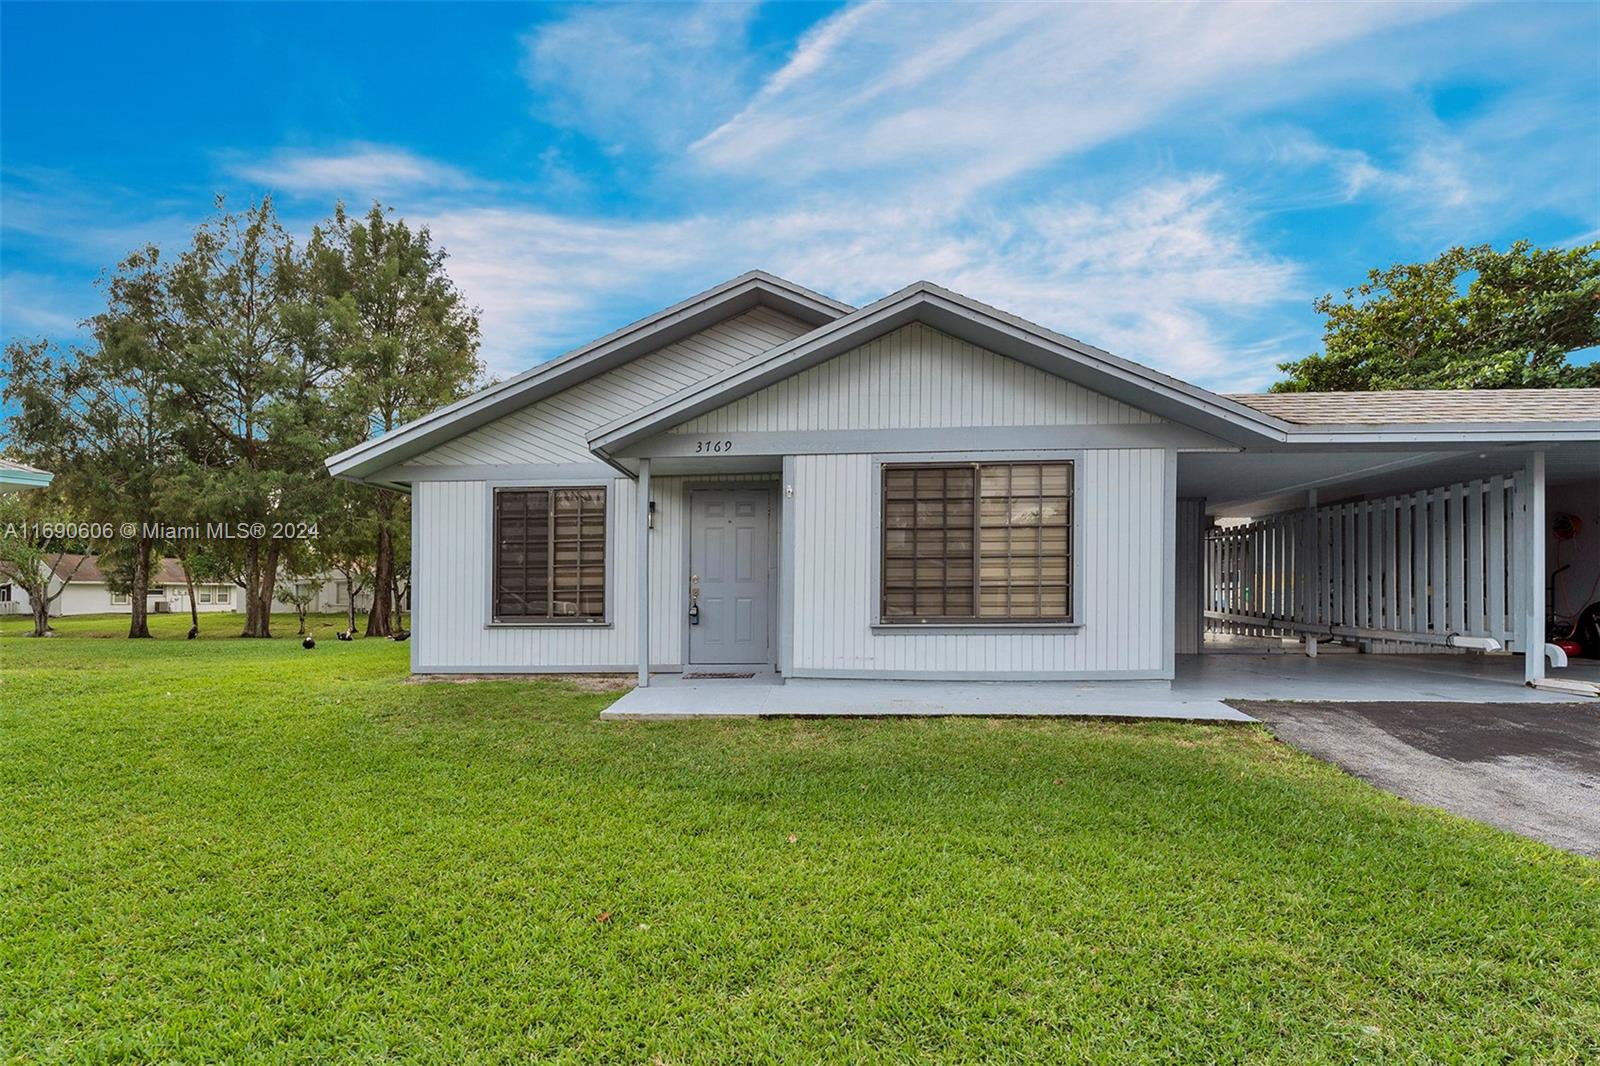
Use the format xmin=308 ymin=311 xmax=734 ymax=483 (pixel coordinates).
xmin=3 ymin=1 xmax=1597 ymax=392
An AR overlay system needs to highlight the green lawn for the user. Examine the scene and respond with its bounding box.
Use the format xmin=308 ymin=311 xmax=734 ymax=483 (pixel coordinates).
xmin=2 ymin=614 xmax=1597 ymax=1063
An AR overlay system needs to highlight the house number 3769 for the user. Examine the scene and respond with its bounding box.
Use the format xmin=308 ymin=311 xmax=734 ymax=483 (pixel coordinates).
xmin=693 ymin=439 xmax=734 ymax=453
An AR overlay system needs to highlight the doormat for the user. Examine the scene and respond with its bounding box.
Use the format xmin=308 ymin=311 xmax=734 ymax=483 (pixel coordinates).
xmin=685 ymin=672 xmax=757 ymax=679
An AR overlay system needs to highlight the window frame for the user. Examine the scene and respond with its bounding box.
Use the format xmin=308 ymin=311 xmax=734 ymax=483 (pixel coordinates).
xmin=873 ymin=453 xmax=1082 ymax=631
xmin=487 ymin=482 xmax=613 ymax=627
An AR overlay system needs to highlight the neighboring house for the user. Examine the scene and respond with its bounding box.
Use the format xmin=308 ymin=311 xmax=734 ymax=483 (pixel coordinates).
xmin=0 ymin=552 xmax=376 ymax=620
xmin=0 ymin=458 xmax=54 ymax=490
xmin=5 ymin=554 xmax=238 ymax=617
xmin=326 ymin=271 xmax=1600 ymax=690
xmin=274 ymin=576 xmax=375 ymax=615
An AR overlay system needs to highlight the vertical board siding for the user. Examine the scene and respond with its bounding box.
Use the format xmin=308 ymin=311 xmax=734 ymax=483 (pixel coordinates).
xmin=1203 ymin=476 xmax=1520 ymax=646
xmin=674 ymin=323 xmax=1164 ymax=434
xmin=412 ymin=307 xmax=813 ymax=466
xmin=413 ymin=473 xmax=774 ymax=671
xmin=788 ymin=449 xmax=1168 ymax=678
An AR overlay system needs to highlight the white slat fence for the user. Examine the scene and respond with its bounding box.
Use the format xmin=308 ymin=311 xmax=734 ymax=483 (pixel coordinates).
xmin=1204 ymin=475 xmax=1522 ymax=650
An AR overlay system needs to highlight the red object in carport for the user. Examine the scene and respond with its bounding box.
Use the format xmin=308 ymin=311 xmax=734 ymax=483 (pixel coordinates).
xmin=1553 ymin=638 xmax=1584 ymax=659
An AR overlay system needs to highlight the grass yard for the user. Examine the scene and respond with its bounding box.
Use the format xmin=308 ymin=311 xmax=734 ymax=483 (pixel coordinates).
xmin=2 ymin=613 xmax=1597 ymax=1063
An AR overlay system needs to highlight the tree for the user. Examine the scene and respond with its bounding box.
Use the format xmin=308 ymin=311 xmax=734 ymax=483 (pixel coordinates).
xmin=1274 ymin=241 xmax=1600 ymax=392
xmin=0 ymin=489 xmax=87 ymax=637
xmin=319 ymin=203 xmax=481 ymax=635
xmin=273 ymin=555 xmax=323 ymax=636
xmin=159 ymin=198 xmax=341 ymax=638
xmin=3 ymin=312 xmax=181 ymax=639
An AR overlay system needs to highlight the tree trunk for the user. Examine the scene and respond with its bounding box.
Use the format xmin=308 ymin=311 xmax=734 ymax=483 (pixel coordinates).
xmin=241 ymin=540 xmax=264 ymax=637
xmin=346 ymin=585 xmax=358 ymax=637
xmin=127 ymin=540 xmax=153 ymax=639
xmin=255 ymin=540 xmax=281 ymax=638
xmin=182 ymin=560 xmax=199 ymax=634
xmin=366 ymin=523 xmax=395 ymax=637
xmin=240 ymin=538 xmax=279 ymax=638
xmin=29 ymin=592 xmax=51 ymax=638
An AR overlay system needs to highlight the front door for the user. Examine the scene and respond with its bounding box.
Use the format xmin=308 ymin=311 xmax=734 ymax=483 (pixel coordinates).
xmin=689 ymin=488 xmax=772 ymax=666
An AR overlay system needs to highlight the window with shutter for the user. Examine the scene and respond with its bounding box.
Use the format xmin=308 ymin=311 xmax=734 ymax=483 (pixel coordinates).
xmin=494 ymin=486 xmax=607 ymax=622
xmin=881 ymin=461 xmax=1072 ymax=624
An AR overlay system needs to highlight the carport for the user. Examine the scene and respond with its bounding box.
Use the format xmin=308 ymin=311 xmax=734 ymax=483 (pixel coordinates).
xmin=1175 ymin=390 xmax=1600 ymax=700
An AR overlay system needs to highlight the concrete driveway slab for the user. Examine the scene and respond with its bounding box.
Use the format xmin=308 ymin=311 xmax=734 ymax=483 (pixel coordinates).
xmin=1233 ymin=701 xmax=1600 ymax=857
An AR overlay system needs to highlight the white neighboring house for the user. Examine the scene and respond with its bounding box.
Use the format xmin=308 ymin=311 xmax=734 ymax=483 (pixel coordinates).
xmin=275 ymin=575 xmax=375 ymax=615
xmin=0 ymin=553 xmax=376 ymax=619
xmin=13 ymin=554 xmax=240 ymax=616
xmin=324 ymin=271 xmax=1600 ymax=690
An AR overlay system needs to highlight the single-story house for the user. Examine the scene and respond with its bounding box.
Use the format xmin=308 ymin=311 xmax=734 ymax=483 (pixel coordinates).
xmin=1 ymin=554 xmax=379 ymax=620
xmin=325 ymin=272 xmax=1600 ymax=700
xmin=1 ymin=554 xmax=240 ymax=617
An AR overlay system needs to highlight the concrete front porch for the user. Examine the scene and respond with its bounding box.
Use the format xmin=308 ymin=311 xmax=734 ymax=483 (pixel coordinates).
xmin=601 ymin=671 xmax=1253 ymax=721
xmin=600 ymin=652 xmax=1597 ymax=719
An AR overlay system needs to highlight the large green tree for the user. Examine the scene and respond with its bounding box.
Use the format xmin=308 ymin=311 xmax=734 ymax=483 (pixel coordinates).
xmin=1274 ymin=240 xmax=1600 ymax=392
xmin=157 ymin=198 xmax=344 ymax=638
xmin=318 ymin=203 xmax=481 ymax=636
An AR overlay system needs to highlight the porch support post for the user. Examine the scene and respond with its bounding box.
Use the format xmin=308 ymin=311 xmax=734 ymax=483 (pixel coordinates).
xmin=636 ymin=458 xmax=651 ymax=688
xmin=1523 ymin=450 xmax=1545 ymax=685
xmin=1302 ymin=488 xmax=1317 ymax=657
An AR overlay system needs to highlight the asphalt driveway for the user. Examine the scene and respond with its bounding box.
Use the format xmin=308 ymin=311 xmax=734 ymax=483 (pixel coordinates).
xmin=1231 ymin=701 xmax=1600 ymax=857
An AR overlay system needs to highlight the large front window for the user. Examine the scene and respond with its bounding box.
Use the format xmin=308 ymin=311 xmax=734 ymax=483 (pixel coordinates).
xmin=493 ymin=486 xmax=607 ymax=622
xmin=881 ymin=461 xmax=1072 ymax=624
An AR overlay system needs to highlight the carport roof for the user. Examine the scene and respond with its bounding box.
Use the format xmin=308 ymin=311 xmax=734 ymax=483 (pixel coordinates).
xmin=1229 ymin=389 xmax=1600 ymax=425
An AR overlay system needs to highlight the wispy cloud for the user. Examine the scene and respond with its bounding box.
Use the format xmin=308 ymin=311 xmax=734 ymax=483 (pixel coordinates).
xmin=226 ymin=144 xmax=473 ymax=196
xmin=691 ymin=1 xmax=1455 ymax=194
xmin=521 ymin=2 xmax=760 ymax=152
xmin=418 ymin=175 xmax=1301 ymax=389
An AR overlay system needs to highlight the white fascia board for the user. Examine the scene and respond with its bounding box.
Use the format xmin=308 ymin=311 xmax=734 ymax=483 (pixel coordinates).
xmin=324 ymin=271 xmax=853 ymax=482
xmin=587 ymin=282 xmax=1295 ymax=456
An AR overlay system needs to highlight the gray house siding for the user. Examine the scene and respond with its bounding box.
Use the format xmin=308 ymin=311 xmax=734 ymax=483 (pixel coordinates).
xmin=411 ymin=306 xmax=813 ymax=467
xmin=412 ymin=473 xmax=772 ymax=673
xmin=672 ymin=322 xmax=1163 ymax=433
xmin=786 ymin=449 xmax=1170 ymax=680
xmin=409 ymin=317 xmax=1182 ymax=678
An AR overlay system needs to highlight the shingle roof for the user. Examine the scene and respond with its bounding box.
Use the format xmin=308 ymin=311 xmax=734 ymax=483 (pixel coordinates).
xmin=48 ymin=554 xmax=192 ymax=585
xmin=0 ymin=458 xmax=50 ymax=475
xmin=1226 ymin=389 xmax=1600 ymax=425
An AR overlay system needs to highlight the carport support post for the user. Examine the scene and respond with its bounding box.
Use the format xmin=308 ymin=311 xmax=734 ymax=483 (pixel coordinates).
xmin=637 ymin=458 xmax=651 ymax=688
xmin=1302 ymin=489 xmax=1318 ymax=657
xmin=1523 ymin=451 xmax=1546 ymax=685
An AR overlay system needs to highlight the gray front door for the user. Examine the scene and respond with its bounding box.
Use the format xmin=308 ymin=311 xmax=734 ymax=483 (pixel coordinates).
xmin=689 ymin=488 xmax=772 ymax=665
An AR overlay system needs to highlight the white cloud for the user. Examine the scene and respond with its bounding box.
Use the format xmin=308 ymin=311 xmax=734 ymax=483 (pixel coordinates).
xmin=691 ymin=1 xmax=1455 ymax=194
xmin=521 ymin=2 xmax=759 ymax=151
xmin=418 ymin=176 xmax=1301 ymax=389
xmin=228 ymin=144 xmax=473 ymax=196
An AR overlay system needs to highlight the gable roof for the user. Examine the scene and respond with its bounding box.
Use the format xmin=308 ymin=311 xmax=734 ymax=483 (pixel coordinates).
xmin=590 ymin=282 xmax=1600 ymax=456
xmin=48 ymin=554 xmax=191 ymax=585
xmin=326 ymin=271 xmax=854 ymax=483
xmin=587 ymin=281 xmax=1295 ymax=458
xmin=1230 ymin=389 xmax=1600 ymax=425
